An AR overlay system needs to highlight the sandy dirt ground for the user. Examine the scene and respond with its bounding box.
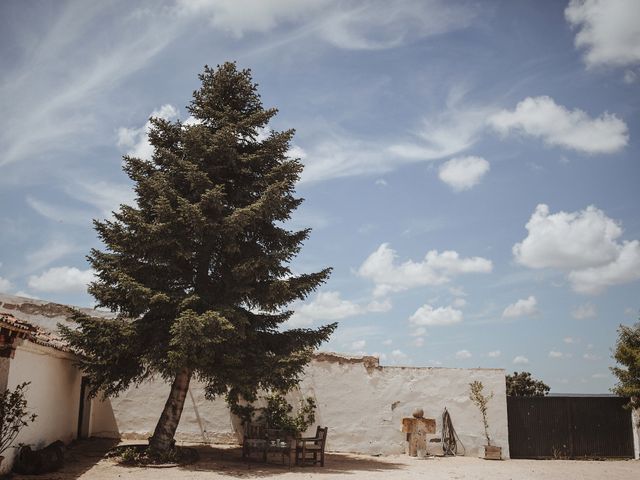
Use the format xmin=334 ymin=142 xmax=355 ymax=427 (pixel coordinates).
xmin=13 ymin=439 xmax=638 ymax=480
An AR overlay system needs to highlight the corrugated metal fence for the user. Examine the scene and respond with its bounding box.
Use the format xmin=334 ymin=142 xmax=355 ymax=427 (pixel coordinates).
xmin=507 ymin=396 xmax=634 ymax=459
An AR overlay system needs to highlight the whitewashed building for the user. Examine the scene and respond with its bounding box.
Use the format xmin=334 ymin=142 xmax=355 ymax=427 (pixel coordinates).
xmin=0 ymin=292 xmax=514 ymax=469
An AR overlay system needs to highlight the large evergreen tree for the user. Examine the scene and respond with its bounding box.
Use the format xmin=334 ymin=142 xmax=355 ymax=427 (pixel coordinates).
xmin=61 ymin=63 xmax=336 ymax=453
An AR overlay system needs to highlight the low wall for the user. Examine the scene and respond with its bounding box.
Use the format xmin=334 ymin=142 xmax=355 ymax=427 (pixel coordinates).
xmin=109 ymin=354 xmax=509 ymax=458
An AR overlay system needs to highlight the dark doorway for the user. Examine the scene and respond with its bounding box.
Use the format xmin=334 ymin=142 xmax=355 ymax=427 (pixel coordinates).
xmin=77 ymin=377 xmax=92 ymax=439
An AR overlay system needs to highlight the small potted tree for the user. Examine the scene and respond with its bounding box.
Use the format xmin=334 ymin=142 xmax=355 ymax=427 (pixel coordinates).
xmin=469 ymin=381 xmax=501 ymax=460
xmin=0 ymin=382 xmax=38 ymax=467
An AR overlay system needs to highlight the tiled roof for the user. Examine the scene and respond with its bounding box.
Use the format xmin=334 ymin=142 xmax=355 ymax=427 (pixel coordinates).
xmin=0 ymin=312 xmax=70 ymax=353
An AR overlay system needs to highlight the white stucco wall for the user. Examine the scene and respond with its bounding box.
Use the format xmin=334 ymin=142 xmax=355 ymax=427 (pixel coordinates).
xmin=88 ymin=396 xmax=119 ymax=439
xmin=2 ymin=341 xmax=82 ymax=473
xmin=109 ymin=354 xmax=509 ymax=458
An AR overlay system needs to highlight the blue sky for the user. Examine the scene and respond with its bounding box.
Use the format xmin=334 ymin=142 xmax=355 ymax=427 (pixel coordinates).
xmin=1 ymin=0 xmax=639 ymax=393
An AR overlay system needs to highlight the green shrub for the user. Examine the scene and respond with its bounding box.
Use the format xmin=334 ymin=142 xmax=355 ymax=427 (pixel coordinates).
xmin=258 ymin=393 xmax=316 ymax=436
xmin=0 ymin=382 xmax=37 ymax=455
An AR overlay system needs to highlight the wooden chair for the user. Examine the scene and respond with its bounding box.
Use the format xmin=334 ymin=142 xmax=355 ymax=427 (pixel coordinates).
xmin=296 ymin=426 xmax=328 ymax=466
xmin=242 ymin=423 xmax=268 ymax=461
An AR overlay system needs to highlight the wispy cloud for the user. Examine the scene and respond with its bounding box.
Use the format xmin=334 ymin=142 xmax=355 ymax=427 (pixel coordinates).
xmin=1 ymin=3 xmax=182 ymax=171
xmin=24 ymin=236 xmax=80 ymax=274
xmin=389 ymin=101 xmax=491 ymax=162
xmin=178 ymin=0 xmax=477 ymax=50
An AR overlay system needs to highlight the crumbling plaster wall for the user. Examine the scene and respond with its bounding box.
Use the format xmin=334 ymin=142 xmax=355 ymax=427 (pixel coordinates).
xmin=110 ymin=354 xmax=509 ymax=458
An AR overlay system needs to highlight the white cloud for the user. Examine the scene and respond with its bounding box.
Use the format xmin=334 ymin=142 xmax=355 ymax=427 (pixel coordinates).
xmin=455 ymin=349 xmax=472 ymax=359
xmin=489 ymin=96 xmax=628 ymax=154
xmin=0 ymin=276 xmax=12 ymax=292
xmin=358 ymin=243 xmax=492 ymax=296
xmin=502 ymin=296 xmax=538 ymax=318
xmin=409 ymin=304 xmax=463 ymax=326
xmin=178 ymin=0 xmax=475 ymax=50
xmin=514 ymin=204 xmax=621 ymax=269
xmin=563 ymin=336 xmax=579 ymax=344
xmin=350 ymin=339 xmax=366 ymax=351
xmin=13 ymin=291 xmax=38 ymax=299
xmin=513 ymin=355 xmax=529 ymax=365
xmin=287 ymin=291 xmax=362 ymax=327
xmin=366 ymin=298 xmax=393 ymax=313
xmin=565 ymin=0 xmax=640 ymax=69
xmin=583 ymin=352 xmax=601 ymax=361
xmin=449 ymin=286 xmax=466 ymax=297
xmin=411 ymin=327 xmax=427 ymax=337
xmin=382 ymin=339 xmax=393 ymax=346
xmin=390 ymin=349 xmax=408 ymax=364
xmin=438 ymin=156 xmax=490 ymax=192
xmin=488 ymin=350 xmax=501 ymax=358
xmin=514 ymin=204 xmax=640 ymax=294
xmin=549 ymin=351 xmax=571 ymax=359
xmin=568 ymin=240 xmax=640 ymax=294
xmin=375 ymin=179 xmax=388 ymax=187
xmin=452 ymin=297 xmax=467 ymax=309
xmin=412 ymin=337 xmax=425 ymax=347
xmin=28 ymin=266 xmax=95 ymax=293
xmin=572 ymin=302 xmax=597 ymax=319
xmin=286 ymin=290 xmax=389 ymax=327
xmin=117 ymin=104 xmax=179 ymax=160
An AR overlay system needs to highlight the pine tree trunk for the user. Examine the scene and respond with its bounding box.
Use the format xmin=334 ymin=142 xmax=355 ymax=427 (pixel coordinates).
xmin=148 ymin=367 xmax=192 ymax=453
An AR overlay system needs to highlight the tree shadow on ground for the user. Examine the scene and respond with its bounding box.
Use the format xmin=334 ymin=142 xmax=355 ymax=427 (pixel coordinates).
xmin=11 ymin=440 xmax=404 ymax=479
xmin=11 ymin=438 xmax=120 ymax=480
xmin=176 ymin=445 xmax=405 ymax=477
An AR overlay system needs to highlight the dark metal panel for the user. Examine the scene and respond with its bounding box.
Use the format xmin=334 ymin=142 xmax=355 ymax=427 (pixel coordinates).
xmin=507 ymin=396 xmax=634 ymax=459
xmin=569 ymin=396 xmax=634 ymax=458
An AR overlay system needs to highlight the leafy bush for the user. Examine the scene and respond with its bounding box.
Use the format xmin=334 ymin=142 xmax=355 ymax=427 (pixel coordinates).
xmin=0 ymin=382 xmax=37 ymax=455
xmin=109 ymin=445 xmax=191 ymax=465
xmin=506 ymin=371 xmax=550 ymax=396
xmin=258 ymin=393 xmax=316 ymax=436
xmin=118 ymin=446 xmax=144 ymax=465
xmin=611 ymin=321 xmax=640 ymax=411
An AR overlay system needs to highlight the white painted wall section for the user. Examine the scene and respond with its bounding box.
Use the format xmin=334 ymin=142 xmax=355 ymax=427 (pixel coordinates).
xmin=2 ymin=341 xmax=81 ymax=473
xmin=109 ymin=354 xmax=509 ymax=458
